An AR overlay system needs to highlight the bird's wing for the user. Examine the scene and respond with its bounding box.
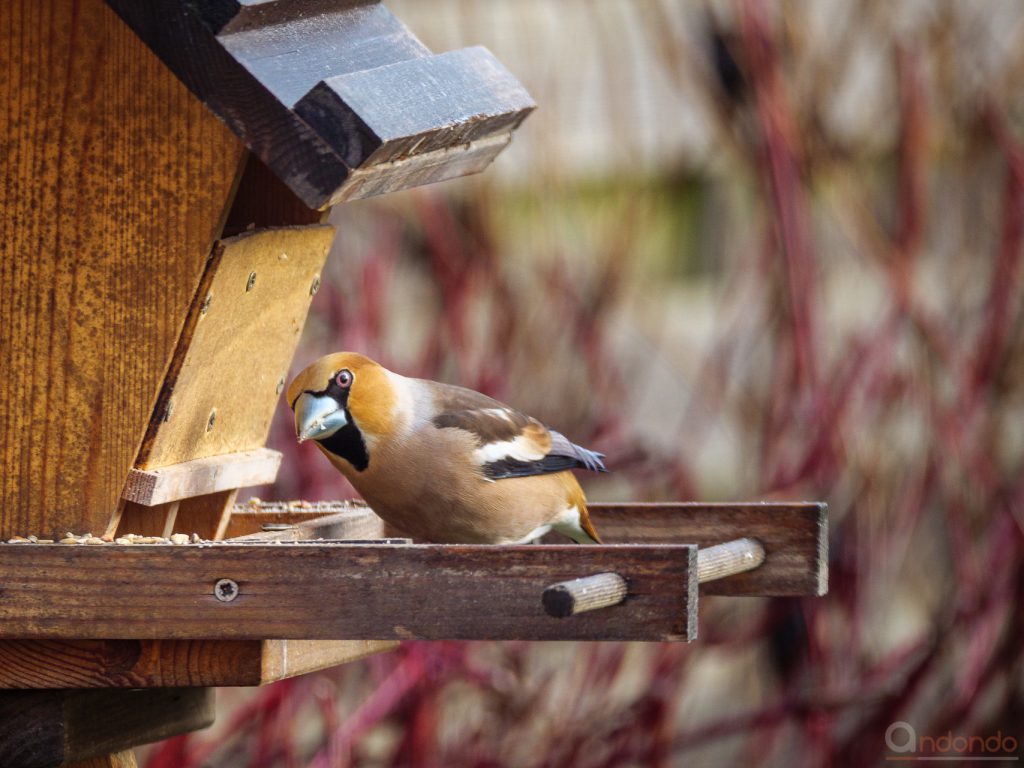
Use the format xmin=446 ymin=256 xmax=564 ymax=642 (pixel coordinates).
xmin=424 ymin=381 xmax=607 ymax=481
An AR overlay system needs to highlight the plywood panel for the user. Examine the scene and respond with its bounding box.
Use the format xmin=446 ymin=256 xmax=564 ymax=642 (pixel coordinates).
xmin=136 ymin=226 xmax=334 ymax=469
xmin=0 ymin=0 xmax=246 ymax=539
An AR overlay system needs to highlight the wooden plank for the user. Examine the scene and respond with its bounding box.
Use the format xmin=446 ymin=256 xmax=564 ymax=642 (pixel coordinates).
xmin=0 ymin=544 xmax=698 ymax=641
xmin=223 ymin=501 xmax=382 ymax=539
xmin=137 ymin=226 xmax=333 ymax=469
xmin=104 ymin=0 xmax=533 ymax=208
xmin=0 ymin=0 xmax=246 ymax=541
xmin=295 ymin=47 xmax=534 ymax=167
xmin=122 ymin=449 xmax=282 ymax=506
xmin=584 ymin=503 xmax=828 ymax=596
xmin=0 ymin=639 xmax=395 ymax=689
xmin=259 ymin=640 xmax=398 ymax=681
xmin=0 ymin=688 xmax=211 ymax=768
xmin=332 ymin=133 xmax=513 ymax=204
xmin=227 ymin=505 xmax=387 ymax=542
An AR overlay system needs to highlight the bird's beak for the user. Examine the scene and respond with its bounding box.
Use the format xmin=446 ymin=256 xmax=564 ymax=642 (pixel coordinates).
xmin=294 ymin=392 xmax=348 ymax=442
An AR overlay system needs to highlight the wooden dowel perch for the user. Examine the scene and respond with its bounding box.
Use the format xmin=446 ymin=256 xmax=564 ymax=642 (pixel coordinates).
xmin=542 ymin=538 xmax=766 ymax=618
xmin=542 ymin=573 xmax=628 ymax=618
xmin=697 ymin=538 xmax=766 ymax=583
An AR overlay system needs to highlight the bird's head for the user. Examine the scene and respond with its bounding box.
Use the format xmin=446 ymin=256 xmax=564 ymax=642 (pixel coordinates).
xmin=286 ymin=352 xmax=398 ymax=471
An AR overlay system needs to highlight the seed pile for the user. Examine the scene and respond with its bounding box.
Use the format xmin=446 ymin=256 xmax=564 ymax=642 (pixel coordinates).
xmin=5 ymin=532 xmax=202 ymax=545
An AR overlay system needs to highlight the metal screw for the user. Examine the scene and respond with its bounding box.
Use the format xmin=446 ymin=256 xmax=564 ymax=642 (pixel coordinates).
xmin=310 ymin=275 xmax=321 ymax=296
xmin=200 ymin=293 xmax=212 ymax=315
xmin=206 ymin=408 xmax=217 ymax=432
xmin=276 ymin=376 xmax=286 ymax=395
xmin=246 ymin=271 xmax=257 ymax=292
xmin=214 ymin=578 xmax=239 ymax=602
xmin=162 ymin=399 xmax=174 ymax=423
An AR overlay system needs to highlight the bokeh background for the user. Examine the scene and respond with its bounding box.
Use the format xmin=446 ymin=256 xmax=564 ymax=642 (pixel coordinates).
xmin=146 ymin=0 xmax=1024 ymax=765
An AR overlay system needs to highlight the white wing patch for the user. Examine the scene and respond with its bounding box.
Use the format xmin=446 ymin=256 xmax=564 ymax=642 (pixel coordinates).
xmin=478 ymin=408 xmax=513 ymax=423
xmin=473 ymin=434 xmax=547 ymax=466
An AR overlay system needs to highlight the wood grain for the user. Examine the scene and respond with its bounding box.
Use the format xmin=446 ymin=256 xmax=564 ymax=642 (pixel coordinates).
xmin=137 ymin=226 xmax=334 ymax=469
xmin=582 ymin=503 xmax=828 ymax=596
xmin=122 ymin=449 xmax=282 ymax=506
xmin=0 ymin=689 xmax=210 ymax=768
xmin=0 ymin=543 xmax=698 ymax=641
xmin=0 ymin=0 xmax=246 ymax=541
xmin=0 ymin=639 xmax=395 ymax=689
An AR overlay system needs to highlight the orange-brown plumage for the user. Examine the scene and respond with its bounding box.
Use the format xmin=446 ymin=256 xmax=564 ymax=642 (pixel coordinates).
xmin=288 ymin=353 xmax=606 ymax=544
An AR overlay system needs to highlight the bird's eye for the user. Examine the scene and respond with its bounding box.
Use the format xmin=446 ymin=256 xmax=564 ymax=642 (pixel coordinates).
xmin=335 ymin=369 xmax=353 ymax=388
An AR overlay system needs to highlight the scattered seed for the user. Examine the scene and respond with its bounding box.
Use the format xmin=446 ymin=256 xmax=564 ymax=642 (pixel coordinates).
xmin=115 ymin=537 xmax=132 ymax=545
xmin=60 ymin=538 xmax=79 ymax=545
xmin=7 ymin=537 xmax=29 ymax=544
xmin=170 ymin=533 xmax=190 ymax=545
xmin=85 ymin=537 xmax=105 ymax=545
xmin=191 ymin=533 xmax=202 ymax=544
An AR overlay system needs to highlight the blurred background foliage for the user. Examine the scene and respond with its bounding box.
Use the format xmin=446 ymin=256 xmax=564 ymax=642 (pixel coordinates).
xmin=146 ymin=0 xmax=1024 ymax=765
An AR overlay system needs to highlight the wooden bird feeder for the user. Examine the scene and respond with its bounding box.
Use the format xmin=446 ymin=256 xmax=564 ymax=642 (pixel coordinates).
xmin=0 ymin=1 xmax=828 ymax=765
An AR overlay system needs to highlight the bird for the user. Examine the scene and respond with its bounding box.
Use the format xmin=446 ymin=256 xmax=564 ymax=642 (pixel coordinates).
xmin=286 ymin=352 xmax=607 ymax=544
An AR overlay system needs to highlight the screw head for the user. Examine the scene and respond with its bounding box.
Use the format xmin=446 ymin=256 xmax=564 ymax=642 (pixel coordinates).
xmin=310 ymin=275 xmax=321 ymax=296
xmin=246 ymin=271 xmax=257 ymax=292
xmin=214 ymin=578 xmax=239 ymax=602
xmin=162 ymin=399 xmax=174 ymax=423
xmin=206 ymin=409 xmax=217 ymax=432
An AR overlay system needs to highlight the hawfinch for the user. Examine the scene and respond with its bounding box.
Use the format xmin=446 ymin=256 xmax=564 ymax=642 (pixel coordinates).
xmin=286 ymin=352 xmax=606 ymax=544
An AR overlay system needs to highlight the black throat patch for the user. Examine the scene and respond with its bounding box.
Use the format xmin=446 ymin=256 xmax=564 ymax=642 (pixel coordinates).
xmin=303 ymin=376 xmax=370 ymax=472
xmin=318 ymin=415 xmax=370 ymax=472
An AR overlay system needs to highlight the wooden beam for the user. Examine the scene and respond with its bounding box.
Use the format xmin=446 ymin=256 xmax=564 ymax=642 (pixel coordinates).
xmin=0 ymin=543 xmax=697 ymax=641
xmin=0 ymin=639 xmax=396 ymax=689
xmin=121 ymin=449 xmax=282 ymax=506
xmin=583 ymin=503 xmax=828 ymax=596
xmin=0 ymin=688 xmax=212 ymax=768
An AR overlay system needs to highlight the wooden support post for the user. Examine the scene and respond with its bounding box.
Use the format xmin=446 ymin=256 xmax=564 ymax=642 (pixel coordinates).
xmin=697 ymin=538 xmax=766 ymax=584
xmin=0 ymin=688 xmax=212 ymax=768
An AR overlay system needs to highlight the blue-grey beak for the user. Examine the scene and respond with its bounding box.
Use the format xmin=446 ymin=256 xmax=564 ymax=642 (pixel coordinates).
xmin=294 ymin=392 xmax=348 ymax=442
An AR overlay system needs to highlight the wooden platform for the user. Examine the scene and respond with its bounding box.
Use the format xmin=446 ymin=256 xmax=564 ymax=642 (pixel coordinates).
xmin=0 ymin=502 xmax=826 ymax=647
